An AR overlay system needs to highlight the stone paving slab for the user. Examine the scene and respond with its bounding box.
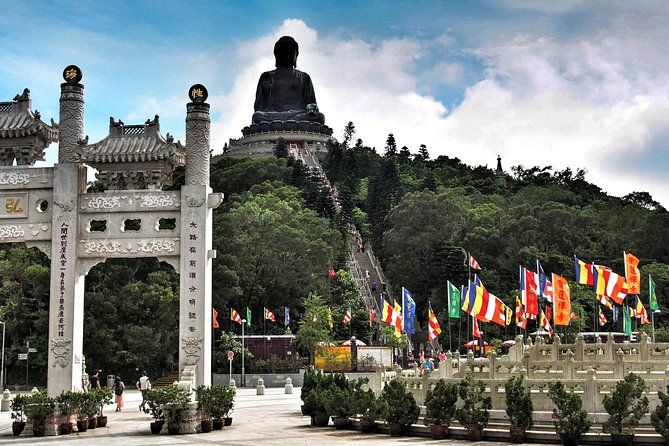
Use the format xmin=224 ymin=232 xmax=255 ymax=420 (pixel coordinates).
xmin=0 ymin=388 xmax=538 ymax=445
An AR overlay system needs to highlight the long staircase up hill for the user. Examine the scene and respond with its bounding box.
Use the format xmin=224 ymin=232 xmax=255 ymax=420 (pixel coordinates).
xmin=291 ymin=145 xmax=393 ymax=318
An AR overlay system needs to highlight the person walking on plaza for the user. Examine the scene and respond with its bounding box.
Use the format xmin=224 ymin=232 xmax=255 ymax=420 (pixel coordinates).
xmin=136 ymin=371 xmax=151 ymax=411
xmin=114 ymin=376 xmax=126 ymax=412
xmin=89 ymin=370 xmax=102 ymax=390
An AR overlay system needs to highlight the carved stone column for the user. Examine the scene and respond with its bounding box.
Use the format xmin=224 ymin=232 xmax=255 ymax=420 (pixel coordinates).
xmin=47 ymin=66 xmax=87 ymax=396
xmin=58 ymin=65 xmax=84 ymax=164
xmin=179 ymin=85 xmax=213 ymax=387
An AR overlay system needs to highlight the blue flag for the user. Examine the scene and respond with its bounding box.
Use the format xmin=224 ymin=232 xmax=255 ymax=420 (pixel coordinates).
xmin=402 ymin=287 xmax=416 ymax=334
xmin=284 ymin=307 xmax=290 ymax=327
xmin=537 ymin=260 xmax=549 ymax=299
xmin=612 ymin=305 xmax=619 ymax=323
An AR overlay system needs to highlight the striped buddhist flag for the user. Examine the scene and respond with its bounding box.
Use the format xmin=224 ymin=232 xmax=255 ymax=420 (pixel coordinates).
xmin=427 ymin=302 xmax=442 ymax=341
xmin=598 ymin=308 xmax=607 ymax=327
xmin=574 ymin=256 xmax=595 ymax=286
xmin=469 ymin=255 xmax=481 ymax=270
xmin=231 ymin=309 xmax=242 ymax=325
xmin=264 ymin=307 xmax=276 ymax=322
xmin=343 ymin=307 xmax=352 ymax=325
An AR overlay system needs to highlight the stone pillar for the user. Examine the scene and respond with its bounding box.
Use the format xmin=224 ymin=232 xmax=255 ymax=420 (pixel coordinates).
xmin=179 ymin=85 xmax=213 ymax=387
xmin=585 ymin=367 xmax=597 ymax=413
xmin=614 ymin=348 xmax=625 ymax=379
xmin=640 ymin=333 xmax=650 ymax=362
xmin=58 ymin=66 xmax=84 ymax=164
xmin=47 ymin=66 xmax=86 ymax=396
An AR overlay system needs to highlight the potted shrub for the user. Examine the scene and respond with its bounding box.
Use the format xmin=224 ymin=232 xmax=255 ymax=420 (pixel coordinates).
xmin=56 ymin=391 xmax=77 ymax=435
xmin=324 ymin=385 xmax=354 ymax=429
xmin=303 ymin=386 xmax=330 ymax=427
xmin=94 ymin=388 xmax=113 ymax=427
xmin=353 ymin=387 xmax=382 ymax=433
xmin=547 ymin=381 xmax=591 ymax=446
xmin=10 ymin=394 xmax=27 ymax=436
xmin=602 ymin=373 xmax=649 ymax=446
xmin=221 ymin=385 xmax=236 ymax=426
xmin=85 ymin=392 xmax=101 ymax=429
xmin=25 ymin=391 xmax=56 ymax=437
xmin=300 ymin=368 xmax=322 ymax=418
xmin=505 ymin=376 xmax=533 ymax=443
xmin=143 ymin=388 xmax=168 ymax=434
xmin=379 ymin=379 xmax=419 ymax=436
xmin=651 ymin=384 xmax=669 ymax=442
xmin=196 ymin=386 xmax=214 ymax=432
xmin=163 ymin=386 xmax=192 ymax=435
xmin=455 ymin=374 xmax=491 ymax=441
xmin=424 ymin=379 xmax=458 ymax=439
xmin=71 ymin=392 xmax=89 ymax=433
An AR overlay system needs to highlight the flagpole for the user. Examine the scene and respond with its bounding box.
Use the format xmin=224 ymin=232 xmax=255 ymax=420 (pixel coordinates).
xmin=594 ymin=300 xmax=599 ymax=336
xmin=467 ymin=253 xmax=472 ymax=353
xmin=458 ymin=286 xmax=463 ymax=355
xmin=651 ymin=274 xmax=656 ymax=342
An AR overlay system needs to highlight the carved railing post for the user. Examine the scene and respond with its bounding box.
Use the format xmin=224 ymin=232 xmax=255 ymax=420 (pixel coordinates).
xmin=614 ymin=348 xmax=625 ymax=379
xmin=640 ymin=333 xmax=650 ymax=362
xmin=585 ymin=367 xmax=597 ymax=413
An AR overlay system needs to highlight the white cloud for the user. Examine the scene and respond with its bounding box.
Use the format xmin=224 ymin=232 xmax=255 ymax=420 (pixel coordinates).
xmin=214 ymin=14 xmax=669 ymax=204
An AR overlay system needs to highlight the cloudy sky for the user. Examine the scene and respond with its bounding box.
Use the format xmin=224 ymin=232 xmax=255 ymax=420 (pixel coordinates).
xmin=1 ymin=1 xmax=668 ymax=204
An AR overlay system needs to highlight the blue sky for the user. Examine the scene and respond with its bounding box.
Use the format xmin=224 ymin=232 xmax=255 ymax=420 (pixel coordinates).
xmin=1 ymin=1 xmax=668 ymax=204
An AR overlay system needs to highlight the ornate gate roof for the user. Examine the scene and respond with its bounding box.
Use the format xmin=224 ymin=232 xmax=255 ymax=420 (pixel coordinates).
xmin=0 ymin=88 xmax=59 ymax=165
xmin=81 ymin=115 xmax=185 ymax=190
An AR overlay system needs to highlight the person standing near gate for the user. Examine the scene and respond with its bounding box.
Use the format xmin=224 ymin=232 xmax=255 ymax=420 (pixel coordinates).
xmin=136 ymin=371 xmax=151 ymax=411
xmin=114 ymin=376 xmax=125 ymax=412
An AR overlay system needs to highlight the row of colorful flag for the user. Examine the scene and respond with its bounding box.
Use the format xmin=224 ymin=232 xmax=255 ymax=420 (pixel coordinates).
xmin=213 ymin=306 xmax=358 ymax=329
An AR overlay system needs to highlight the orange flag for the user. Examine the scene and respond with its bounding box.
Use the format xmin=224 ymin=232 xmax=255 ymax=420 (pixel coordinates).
xmin=552 ymin=273 xmax=571 ymax=326
xmin=212 ymin=308 xmax=220 ymax=329
xmin=624 ymin=252 xmax=641 ymax=294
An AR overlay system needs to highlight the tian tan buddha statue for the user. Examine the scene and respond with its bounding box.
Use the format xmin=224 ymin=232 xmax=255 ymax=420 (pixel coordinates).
xmin=252 ymin=36 xmax=325 ymax=125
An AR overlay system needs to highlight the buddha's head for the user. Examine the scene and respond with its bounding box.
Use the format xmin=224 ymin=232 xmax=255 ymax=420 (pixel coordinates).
xmin=274 ymin=36 xmax=298 ymax=68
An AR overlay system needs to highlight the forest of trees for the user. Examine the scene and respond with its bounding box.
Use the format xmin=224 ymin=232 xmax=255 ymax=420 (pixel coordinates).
xmin=321 ymin=123 xmax=669 ymax=348
xmin=1 ymin=121 xmax=668 ymax=385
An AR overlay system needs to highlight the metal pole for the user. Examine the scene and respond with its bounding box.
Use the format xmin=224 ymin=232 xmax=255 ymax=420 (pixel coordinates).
xmin=228 ymin=357 xmax=232 ymax=385
xmin=241 ymin=320 xmax=246 ymax=387
xmin=0 ymin=321 xmax=5 ymax=389
xmin=26 ymin=340 xmax=29 ymax=387
xmin=651 ymin=310 xmax=656 ymax=343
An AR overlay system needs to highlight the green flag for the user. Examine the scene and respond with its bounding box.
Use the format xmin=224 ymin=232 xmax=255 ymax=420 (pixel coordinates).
xmin=246 ymin=307 xmax=252 ymax=326
xmin=447 ymin=281 xmax=461 ymax=319
xmin=623 ymin=305 xmax=632 ymax=336
xmin=650 ymin=275 xmax=660 ymax=312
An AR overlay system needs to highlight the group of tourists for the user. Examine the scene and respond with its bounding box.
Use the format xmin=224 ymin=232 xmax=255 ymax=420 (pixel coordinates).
xmin=86 ymin=370 xmax=152 ymax=412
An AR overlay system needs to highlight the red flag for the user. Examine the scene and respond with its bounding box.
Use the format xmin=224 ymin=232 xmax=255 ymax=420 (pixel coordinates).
xmin=213 ymin=308 xmax=220 ymax=329
xmin=470 ymin=255 xmax=481 ymax=270
xmin=473 ymin=317 xmax=481 ymax=338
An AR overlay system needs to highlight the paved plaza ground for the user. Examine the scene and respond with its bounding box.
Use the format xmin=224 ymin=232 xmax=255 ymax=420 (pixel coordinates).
xmin=0 ymin=388 xmax=532 ymax=445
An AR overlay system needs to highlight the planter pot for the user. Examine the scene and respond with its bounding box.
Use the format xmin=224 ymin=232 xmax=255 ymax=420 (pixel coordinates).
xmin=201 ymin=418 xmax=213 ymax=433
xmin=560 ymin=433 xmax=581 ymax=446
xmin=33 ymin=424 xmax=46 ymax=437
xmin=360 ymin=420 xmax=376 ymax=433
xmin=333 ymin=416 xmax=350 ymax=429
xmin=97 ymin=416 xmax=108 ymax=427
xmin=430 ymin=424 xmax=448 ymax=440
xmin=76 ymin=419 xmax=88 ymax=433
xmin=314 ymin=411 xmax=330 ymax=427
xmin=12 ymin=421 xmax=25 ymax=436
xmin=88 ymin=416 xmax=98 ymax=429
xmin=167 ymin=422 xmax=180 ymax=435
xmin=224 ymin=417 xmax=233 ymax=427
xmin=388 ymin=422 xmax=403 ymax=436
xmin=611 ymin=433 xmax=635 ymax=446
xmin=59 ymin=422 xmax=73 ymax=435
xmin=510 ymin=426 xmax=526 ymax=443
xmin=212 ymin=418 xmax=224 ymax=430
xmin=467 ymin=425 xmax=484 ymax=441
xmin=150 ymin=420 xmax=164 ymax=435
